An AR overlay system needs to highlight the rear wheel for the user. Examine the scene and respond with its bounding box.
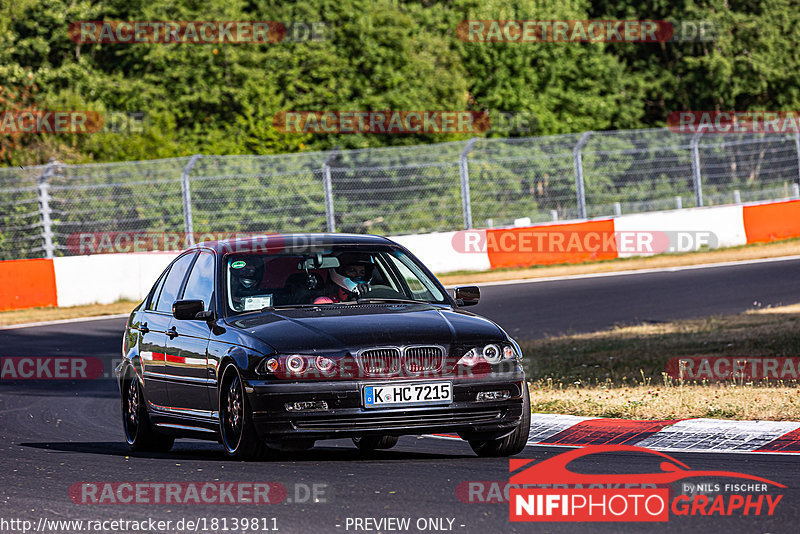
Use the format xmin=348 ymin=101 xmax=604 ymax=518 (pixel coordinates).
xmin=352 ymin=435 xmax=399 ymax=452
xmin=469 ymin=384 xmax=530 ymax=457
xmin=219 ymin=364 xmax=267 ymax=460
xmin=122 ymin=373 xmax=174 ymax=452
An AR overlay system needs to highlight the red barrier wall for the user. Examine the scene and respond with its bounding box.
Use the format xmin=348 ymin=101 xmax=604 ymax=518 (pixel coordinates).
xmin=743 ymin=199 xmax=800 ymax=243
xmin=486 ymin=219 xmax=617 ymax=269
xmin=0 ymin=258 xmax=58 ymax=311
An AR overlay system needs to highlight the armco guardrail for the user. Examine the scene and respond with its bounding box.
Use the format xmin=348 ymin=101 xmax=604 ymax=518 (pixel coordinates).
xmin=2 ymin=128 xmax=800 ymax=261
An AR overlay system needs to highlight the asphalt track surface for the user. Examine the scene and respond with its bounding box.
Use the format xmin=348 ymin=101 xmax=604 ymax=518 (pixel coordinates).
xmin=2 ymin=257 xmax=800 ymax=533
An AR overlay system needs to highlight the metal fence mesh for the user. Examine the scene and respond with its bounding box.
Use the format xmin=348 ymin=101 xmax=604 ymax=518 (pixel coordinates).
xmin=1 ymin=127 xmax=799 ymax=260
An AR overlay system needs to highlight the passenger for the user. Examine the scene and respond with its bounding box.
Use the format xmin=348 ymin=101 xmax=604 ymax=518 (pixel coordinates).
xmin=229 ymin=257 xmax=264 ymax=310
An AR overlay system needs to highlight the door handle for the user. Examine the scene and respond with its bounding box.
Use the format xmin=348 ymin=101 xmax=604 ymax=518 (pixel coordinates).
xmin=166 ymin=326 xmax=179 ymax=339
xmin=139 ymin=322 xmax=149 ymax=334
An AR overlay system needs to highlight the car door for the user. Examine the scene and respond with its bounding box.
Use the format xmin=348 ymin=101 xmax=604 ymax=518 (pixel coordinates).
xmin=138 ymin=253 xmax=194 ymax=410
xmin=145 ymin=251 xmax=197 ymax=411
xmin=137 ymin=268 xmax=171 ymax=408
xmin=164 ymin=250 xmax=215 ymax=414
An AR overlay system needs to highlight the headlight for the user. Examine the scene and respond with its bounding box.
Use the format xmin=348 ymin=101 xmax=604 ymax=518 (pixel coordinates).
xmin=482 ymin=344 xmax=502 ymax=364
xmin=286 ymin=354 xmax=306 ymax=374
xmin=315 ymin=355 xmax=335 ymax=373
xmin=258 ymin=354 xmax=338 ymax=376
xmin=457 ymin=343 xmax=517 ymax=366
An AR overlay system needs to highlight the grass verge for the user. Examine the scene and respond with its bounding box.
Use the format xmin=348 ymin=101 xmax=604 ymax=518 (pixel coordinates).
xmin=438 ymin=237 xmax=800 ymax=286
xmin=520 ymin=303 xmax=800 ymax=420
xmin=0 ymin=300 xmax=137 ymax=326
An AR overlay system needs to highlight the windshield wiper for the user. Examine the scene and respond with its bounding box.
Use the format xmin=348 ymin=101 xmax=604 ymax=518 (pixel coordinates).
xmin=356 ymin=298 xmax=428 ymax=305
xmin=260 ymin=304 xmax=325 ymax=312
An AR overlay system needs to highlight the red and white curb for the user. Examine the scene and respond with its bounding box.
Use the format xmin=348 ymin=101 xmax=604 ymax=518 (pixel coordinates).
xmin=433 ymin=414 xmax=800 ymax=454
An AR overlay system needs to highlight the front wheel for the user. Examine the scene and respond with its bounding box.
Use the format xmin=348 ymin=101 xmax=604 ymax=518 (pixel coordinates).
xmin=122 ymin=373 xmax=174 ymax=452
xmin=469 ymin=383 xmax=530 ymax=457
xmin=352 ymin=435 xmax=399 ymax=452
xmin=219 ymin=364 xmax=267 ymax=460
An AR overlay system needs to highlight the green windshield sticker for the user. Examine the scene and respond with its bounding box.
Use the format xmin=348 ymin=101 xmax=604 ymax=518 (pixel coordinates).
xmin=231 ymin=260 xmax=246 ymax=269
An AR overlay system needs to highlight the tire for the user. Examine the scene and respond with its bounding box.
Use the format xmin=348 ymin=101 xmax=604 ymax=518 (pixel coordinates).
xmin=122 ymin=373 xmax=174 ymax=453
xmin=469 ymin=383 xmax=531 ymax=457
xmin=219 ymin=364 xmax=267 ymax=460
xmin=352 ymin=435 xmax=399 ymax=452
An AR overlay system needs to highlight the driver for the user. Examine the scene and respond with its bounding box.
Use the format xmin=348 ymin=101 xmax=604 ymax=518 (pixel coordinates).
xmin=315 ymin=255 xmax=374 ymax=303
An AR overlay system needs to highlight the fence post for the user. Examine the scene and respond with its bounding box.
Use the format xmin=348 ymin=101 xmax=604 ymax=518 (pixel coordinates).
xmin=690 ymin=131 xmax=704 ymax=207
xmin=459 ymin=138 xmax=479 ymax=229
xmin=573 ymin=131 xmax=593 ymax=219
xmin=322 ymin=150 xmax=338 ymax=233
xmin=37 ymin=159 xmax=57 ymax=259
xmin=181 ymin=154 xmax=201 ymax=246
xmin=795 ymin=133 xmax=800 ymax=187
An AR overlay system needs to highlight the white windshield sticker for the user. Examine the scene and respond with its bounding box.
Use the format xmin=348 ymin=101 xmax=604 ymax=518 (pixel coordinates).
xmin=243 ymin=295 xmax=273 ymax=311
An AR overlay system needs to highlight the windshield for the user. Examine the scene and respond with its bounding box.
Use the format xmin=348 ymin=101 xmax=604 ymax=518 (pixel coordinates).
xmin=225 ymin=246 xmax=447 ymax=314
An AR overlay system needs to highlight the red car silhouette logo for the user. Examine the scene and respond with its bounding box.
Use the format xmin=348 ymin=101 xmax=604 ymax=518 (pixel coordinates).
xmin=510 ymin=445 xmax=785 ymax=487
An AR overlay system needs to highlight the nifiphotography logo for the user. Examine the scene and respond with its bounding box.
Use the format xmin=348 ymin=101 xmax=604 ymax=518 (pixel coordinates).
xmin=509 ymin=445 xmax=784 ymax=522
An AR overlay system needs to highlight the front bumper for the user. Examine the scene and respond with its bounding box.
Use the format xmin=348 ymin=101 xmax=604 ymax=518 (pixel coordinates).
xmin=245 ymin=373 xmax=526 ymax=441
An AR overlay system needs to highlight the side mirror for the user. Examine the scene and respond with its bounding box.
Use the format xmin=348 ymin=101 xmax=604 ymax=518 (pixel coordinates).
xmin=172 ymin=299 xmax=206 ymax=320
xmin=454 ymin=286 xmax=480 ymax=307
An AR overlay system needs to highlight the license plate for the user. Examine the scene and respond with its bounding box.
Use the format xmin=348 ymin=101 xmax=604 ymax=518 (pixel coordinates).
xmin=363 ymin=381 xmax=452 ymax=409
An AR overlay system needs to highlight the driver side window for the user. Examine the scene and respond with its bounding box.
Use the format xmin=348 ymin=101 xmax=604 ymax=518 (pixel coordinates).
xmin=154 ymin=253 xmax=196 ymax=313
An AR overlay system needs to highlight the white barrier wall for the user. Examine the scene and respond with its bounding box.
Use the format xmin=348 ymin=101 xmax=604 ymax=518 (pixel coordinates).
xmin=39 ymin=202 xmax=777 ymax=308
xmin=53 ymin=252 xmax=178 ymax=307
xmin=612 ymin=205 xmax=747 ymax=258
xmin=389 ymin=230 xmax=491 ymax=274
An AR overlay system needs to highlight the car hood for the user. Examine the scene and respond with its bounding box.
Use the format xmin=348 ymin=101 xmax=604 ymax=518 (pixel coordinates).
xmin=227 ymin=303 xmax=506 ymax=354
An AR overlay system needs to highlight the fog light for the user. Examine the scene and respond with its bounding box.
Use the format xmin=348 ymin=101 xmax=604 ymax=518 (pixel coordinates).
xmin=285 ymin=400 xmax=329 ymax=411
xmin=477 ymin=390 xmax=510 ymax=401
xmin=286 ymin=354 xmax=306 ymax=374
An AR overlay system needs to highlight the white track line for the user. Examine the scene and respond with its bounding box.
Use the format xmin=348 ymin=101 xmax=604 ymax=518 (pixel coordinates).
xmin=450 ymin=253 xmax=800 ymax=288
xmin=0 ymin=313 xmax=129 ymax=330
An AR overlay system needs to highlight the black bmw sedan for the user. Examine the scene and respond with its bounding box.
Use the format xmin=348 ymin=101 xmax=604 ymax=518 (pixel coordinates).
xmin=117 ymin=233 xmax=530 ymax=459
